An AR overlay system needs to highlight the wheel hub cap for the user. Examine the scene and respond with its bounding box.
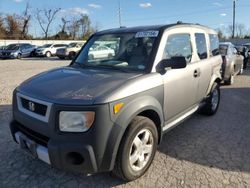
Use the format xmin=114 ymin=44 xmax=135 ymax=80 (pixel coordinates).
xmin=129 ymin=129 xmax=154 ymax=171
xmin=211 ymin=89 xmax=219 ymax=111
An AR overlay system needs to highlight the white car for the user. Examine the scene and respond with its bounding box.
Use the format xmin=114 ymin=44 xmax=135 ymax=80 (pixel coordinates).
xmin=35 ymin=44 xmax=68 ymax=57
xmin=88 ymin=46 xmax=115 ymax=60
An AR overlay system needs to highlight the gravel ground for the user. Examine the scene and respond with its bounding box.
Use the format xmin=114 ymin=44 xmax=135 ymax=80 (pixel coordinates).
xmin=0 ymin=58 xmax=250 ymax=188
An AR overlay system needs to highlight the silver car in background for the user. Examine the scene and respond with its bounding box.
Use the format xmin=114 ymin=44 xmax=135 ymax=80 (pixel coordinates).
xmin=219 ymin=42 xmax=244 ymax=85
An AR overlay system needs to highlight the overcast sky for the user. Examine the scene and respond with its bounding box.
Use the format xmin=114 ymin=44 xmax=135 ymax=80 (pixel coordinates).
xmin=0 ymin=0 xmax=249 ymax=37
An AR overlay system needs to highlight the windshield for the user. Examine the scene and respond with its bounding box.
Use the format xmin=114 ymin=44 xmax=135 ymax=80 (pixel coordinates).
xmin=219 ymin=45 xmax=228 ymax=56
xmin=6 ymin=44 xmax=19 ymax=50
xmin=73 ymin=32 xmax=158 ymax=72
xmin=68 ymin=43 xmax=77 ymax=47
xmin=41 ymin=44 xmax=52 ymax=48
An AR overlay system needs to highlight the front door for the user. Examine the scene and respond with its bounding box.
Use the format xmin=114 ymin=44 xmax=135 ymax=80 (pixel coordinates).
xmin=160 ymin=32 xmax=200 ymax=120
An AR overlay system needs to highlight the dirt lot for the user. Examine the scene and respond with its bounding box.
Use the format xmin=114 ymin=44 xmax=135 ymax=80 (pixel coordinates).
xmin=0 ymin=58 xmax=250 ymax=188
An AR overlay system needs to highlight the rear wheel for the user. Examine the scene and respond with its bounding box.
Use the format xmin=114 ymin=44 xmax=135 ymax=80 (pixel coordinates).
xmin=200 ymin=82 xmax=220 ymax=116
xmin=238 ymin=64 xmax=244 ymax=75
xmin=224 ymin=74 xmax=234 ymax=85
xmin=112 ymin=116 xmax=158 ymax=181
xmin=68 ymin=52 xmax=76 ymax=60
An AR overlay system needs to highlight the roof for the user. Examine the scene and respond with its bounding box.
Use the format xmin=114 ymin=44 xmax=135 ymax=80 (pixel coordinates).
xmin=96 ymin=23 xmax=216 ymax=35
xmin=219 ymin=42 xmax=234 ymax=46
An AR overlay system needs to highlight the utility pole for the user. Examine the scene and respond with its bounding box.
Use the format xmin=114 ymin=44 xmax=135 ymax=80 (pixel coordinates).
xmin=118 ymin=1 xmax=122 ymax=27
xmin=232 ymin=0 xmax=236 ymax=38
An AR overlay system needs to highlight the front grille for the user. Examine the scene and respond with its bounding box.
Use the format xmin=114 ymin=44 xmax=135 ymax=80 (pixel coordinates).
xmin=3 ymin=52 xmax=10 ymax=56
xmin=17 ymin=123 xmax=49 ymax=147
xmin=17 ymin=93 xmax=52 ymax=123
xmin=21 ymin=98 xmax=47 ymax=116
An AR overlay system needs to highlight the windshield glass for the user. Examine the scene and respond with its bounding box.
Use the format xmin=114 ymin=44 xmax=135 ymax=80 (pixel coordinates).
xmin=219 ymin=45 xmax=228 ymax=56
xmin=68 ymin=43 xmax=77 ymax=47
xmin=42 ymin=44 xmax=52 ymax=48
xmin=6 ymin=44 xmax=19 ymax=50
xmin=73 ymin=32 xmax=158 ymax=72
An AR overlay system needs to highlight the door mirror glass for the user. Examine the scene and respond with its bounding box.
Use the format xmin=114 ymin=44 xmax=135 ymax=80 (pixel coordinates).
xmin=156 ymin=56 xmax=187 ymax=74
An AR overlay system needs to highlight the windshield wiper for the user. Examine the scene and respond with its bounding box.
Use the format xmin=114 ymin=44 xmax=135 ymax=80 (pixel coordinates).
xmin=72 ymin=62 xmax=130 ymax=73
xmin=97 ymin=64 xmax=130 ymax=73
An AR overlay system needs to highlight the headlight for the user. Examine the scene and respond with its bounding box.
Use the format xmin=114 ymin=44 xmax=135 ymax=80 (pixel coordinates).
xmin=59 ymin=111 xmax=95 ymax=132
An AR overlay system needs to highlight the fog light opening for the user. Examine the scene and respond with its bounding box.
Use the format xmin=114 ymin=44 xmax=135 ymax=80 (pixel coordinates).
xmin=66 ymin=152 xmax=84 ymax=165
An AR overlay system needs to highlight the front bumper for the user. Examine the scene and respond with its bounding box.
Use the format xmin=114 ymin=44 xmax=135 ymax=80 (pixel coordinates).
xmin=35 ymin=52 xmax=46 ymax=56
xmin=10 ymin=120 xmax=98 ymax=173
xmin=0 ymin=54 xmax=17 ymax=59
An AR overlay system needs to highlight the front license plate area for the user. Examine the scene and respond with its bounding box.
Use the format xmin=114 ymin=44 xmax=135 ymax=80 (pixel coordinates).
xmin=19 ymin=135 xmax=38 ymax=158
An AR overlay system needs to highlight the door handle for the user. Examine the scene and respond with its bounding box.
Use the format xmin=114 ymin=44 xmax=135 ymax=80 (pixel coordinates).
xmin=193 ymin=69 xmax=201 ymax=78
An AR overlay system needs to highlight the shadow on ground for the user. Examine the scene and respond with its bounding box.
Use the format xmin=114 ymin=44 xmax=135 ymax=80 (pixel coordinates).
xmin=158 ymin=86 xmax=250 ymax=174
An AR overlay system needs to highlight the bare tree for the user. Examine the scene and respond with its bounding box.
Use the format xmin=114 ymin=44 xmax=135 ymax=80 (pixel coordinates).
xmin=79 ymin=14 xmax=91 ymax=38
xmin=35 ymin=8 xmax=61 ymax=39
xmin=60 ymin=18 xmax=70 ymax=33
xmin=5 ymin=14 xmax=22 ymax=39
xmin=0 ymin=14 xmax=6 ymax=39
xmin=67 ymin=18 xmax=80 ymax=40
xmin=216 ymin=28 xmax=225 ymax=40
xmin=227 ymin=23 xmax=247 ymax=38
xmin=20 ymin=2 xmax=31 ymax=39
xmin=236 ymin=23 xmax=246 ymax=38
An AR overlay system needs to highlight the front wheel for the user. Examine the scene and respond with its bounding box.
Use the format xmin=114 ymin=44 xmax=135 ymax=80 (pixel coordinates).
xmin=45 ymin=51 xmax=52 ymax=58
xmin=112 ymin=116 xmax=158 ymax=181
xmin=200 ymin=82 xmax=220 ymax=116
xmin=17 ymin=53 xmax=21 ymax=59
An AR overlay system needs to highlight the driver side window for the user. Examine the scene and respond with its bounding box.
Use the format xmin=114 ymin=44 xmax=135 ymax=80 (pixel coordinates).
xmin=163 ymin=33 xmax=192 ymax=63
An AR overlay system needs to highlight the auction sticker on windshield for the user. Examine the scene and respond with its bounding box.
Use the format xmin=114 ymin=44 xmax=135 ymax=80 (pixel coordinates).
xmin=135 ymin=31 xmax=159 ymax=38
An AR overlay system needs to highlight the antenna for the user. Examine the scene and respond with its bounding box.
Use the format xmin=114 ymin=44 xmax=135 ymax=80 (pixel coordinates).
xmin=118 ymin=1 xmax=122 ymax=27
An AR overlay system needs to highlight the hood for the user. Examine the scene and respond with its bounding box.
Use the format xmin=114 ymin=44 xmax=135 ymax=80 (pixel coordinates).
xmin=17 ymin=66 xmax=141 ymax=105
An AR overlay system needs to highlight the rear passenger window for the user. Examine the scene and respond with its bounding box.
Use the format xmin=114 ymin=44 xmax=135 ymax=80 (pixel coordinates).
xmin=195 ymin=33 xmax=207 ymax=60
xmin=164 ymin=34 xmax=192 ymax=62
xmin=209 ymin=34 xmax=220 ymax=56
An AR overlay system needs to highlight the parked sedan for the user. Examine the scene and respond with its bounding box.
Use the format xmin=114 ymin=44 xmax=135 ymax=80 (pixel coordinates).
xmin=0 ymin=46 xmax=6 ymax=50
xmin=88 ymin=45 xmax=115 ymax=60
xmin=0 ymin=43 xmax=35 ymax=59
xmin=219 ymin=42 xmax=244 ymax=85
xmin=236 ymin=45 xmax=249 ymax=69
xmin=35 ymin=44 xmax=68 ymax=57
xmin=56 ymin=42 xmax=84 ymax=60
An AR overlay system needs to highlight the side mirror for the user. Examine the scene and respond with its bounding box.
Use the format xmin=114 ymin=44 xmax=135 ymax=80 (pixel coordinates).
xmin=156 ymin=56 xmax=187 ymax=75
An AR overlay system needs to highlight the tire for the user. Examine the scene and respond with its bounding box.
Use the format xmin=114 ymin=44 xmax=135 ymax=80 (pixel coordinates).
xmin=200 ymin=82 xmax=220 ymax=116
xmin=45 ymin=51 xmax=52 ymax=58
xmin=68 ymin=52 xmax=76 ymax=60
xmin=88 ymin=54 xmax=94 ymax=60
xmin=17 ymin=53 xmax=21 ymax=59
xmin=224 ymin=74 xmax=234 ymax=85
xmin=108 ymin=53 xmax=113 ymax=58
xmin=238 ymin=64 xmax=244 ymax=75
xmin=112 ymin=116 xmax=158 ymax=181
xmin=59 ymin=57 xmax=65 ymax=60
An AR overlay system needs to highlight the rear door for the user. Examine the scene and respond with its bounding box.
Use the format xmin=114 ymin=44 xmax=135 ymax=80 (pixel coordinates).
xmin=194 ymin=32 xmax=211 ymax=100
